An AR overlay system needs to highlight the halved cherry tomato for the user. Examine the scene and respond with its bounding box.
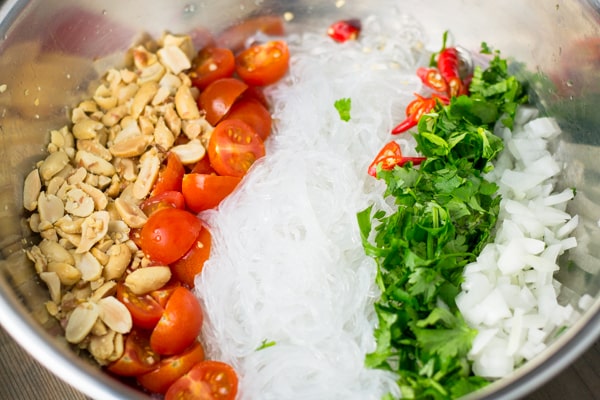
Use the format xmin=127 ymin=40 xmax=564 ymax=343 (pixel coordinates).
xmin=190 ymin=47 xmax=236 ymax=90
xmin=116 ymin=283 xmax=164 ymax=330
xmin=141 ymin=191 xmax=186 ymax=216
xmin=150 ymin=279 xmax=182 ymax=309
xmin=224 ymin=97 xmax=272 ymax=140
xmin=106 ymin=329 xmax=160 ymax=377
xmin=139 ymin=208 xmax=203 ymax=264
xmin=235 ymin=40 xmax=290 ymax=86
xmin=327 ymin=19 xmax=362 ymax=43
xmin=137 ymin=341 xmax=205 ymax=394
xmin=165 ymin=360 xmax=238 ymax=400
xmin=170 ymin=227 xmax=212 ymax=288
xmin=150 ymin=287 xmax=203 ymax=355
xmin=216 ymin=15 xmax=285 ymax=53
xmin=152 ymin=153 xmax=185 ymax=196
xmin=199 ymin=77 xmax=248 ymax=126
xmin=208 ymin=119 xmax=266 ymax=177
xmin=190 ymin=155 xmax=217 ymax=175
xmin=182 ymin=173 xmax=241 ymax=213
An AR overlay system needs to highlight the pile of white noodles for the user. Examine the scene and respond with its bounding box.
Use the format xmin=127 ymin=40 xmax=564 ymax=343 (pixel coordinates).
xmin=194 ymin=10 xmax=427 ymax=400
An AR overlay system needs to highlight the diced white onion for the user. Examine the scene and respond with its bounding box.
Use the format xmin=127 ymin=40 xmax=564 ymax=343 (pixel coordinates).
xmin=458 ymin=107 xmax=580 ymax=378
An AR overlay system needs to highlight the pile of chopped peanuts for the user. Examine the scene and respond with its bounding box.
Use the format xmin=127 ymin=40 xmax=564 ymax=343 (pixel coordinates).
xmin=22 ymin=33 xmax=213 ymax=365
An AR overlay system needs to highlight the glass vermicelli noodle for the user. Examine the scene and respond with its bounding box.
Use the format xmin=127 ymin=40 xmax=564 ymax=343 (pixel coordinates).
xmin=195 ymin=11 xmax=425 ymax=400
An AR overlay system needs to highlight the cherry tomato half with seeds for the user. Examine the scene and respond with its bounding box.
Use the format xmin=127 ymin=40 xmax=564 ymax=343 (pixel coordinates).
xmin=199 ymin=77 xmax=248 ymax=126
xmin=208 ymin=119 xmax=266 ymax=178
xmin=235 ymin=40 xmax=290 ymax=86
xmin=182 ymin=173 xmax=241 ymax=213
xmin=170 ymin=226 xmax=212 ymax=288
xmin=139 ymin=208 xmax=203 ymax=265
xmin=106 ymin=329 xmax=160 ymax=377
xmin=190 ymin=47 xmax=236 ymax=91
xmin=116 ymin=283 xmax=164 ymax=330
xmin=224 ymin=97 xmax=272 ymax=141
xmin=150 ymin=287 xmax=203 ymax=356
xmin=137 ymin=341 xmax=205 ymax=394
xmin=165 ymin=360 xmax=238 ymax=400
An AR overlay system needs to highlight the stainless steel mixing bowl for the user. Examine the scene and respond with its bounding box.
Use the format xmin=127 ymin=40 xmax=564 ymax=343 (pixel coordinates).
xmin=0 ymin=0 xmax=599 ymax=399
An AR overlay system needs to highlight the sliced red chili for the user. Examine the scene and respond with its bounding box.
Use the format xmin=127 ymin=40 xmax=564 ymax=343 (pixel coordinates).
xmin=391 ymin=93 xmax=447 ymax=134
xmin=416 ymin=67 xmax=448 ymax=94
xmin=368 ymin=141 xmax=426 ymax=177
xmin=437 ymin=47 xmax=467 ymax=97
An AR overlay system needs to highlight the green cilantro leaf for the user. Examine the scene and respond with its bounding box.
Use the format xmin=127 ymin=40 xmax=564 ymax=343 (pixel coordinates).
xmin=334 ymin=97 xmax=352 ymax=122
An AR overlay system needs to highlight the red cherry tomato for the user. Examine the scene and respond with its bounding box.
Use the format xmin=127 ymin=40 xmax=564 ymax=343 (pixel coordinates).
xmin=190 ymin=155 xmax=217 ymax=175
xmin=137 ymin=341 xmax=205 ymax=394
xmin=150 ymin=280 xmax=181 ymax=309
xmin=141 ymin=191 xmax=186 ymax=217
xmin=207 ymin=119 xmax=266 ymax=178
xmin=235 ymin=40 xmax=290 ymax=86
xmin=165 ymin=360 xmax=239 ymax=400
xmin=150 ymin=287 xmax=203 ymax=355
xmin=216 ymin=15 xmax=285 ymax=53
xmin=190 ymin=47 xmax=236 ymax=90
xmin=199 ymin=77 xmax=248 ymax=126
xmin=182 ymin=173 xmax=241 ymax=213
xmin=170 ymin=227 xmax=212 ymax=288
xmin=327 ymin=19 xmax=362 ymax=43
xmin=152 ymin=153 xmax=185 ymax=197
xmin=116 ymin=283 xmax=164 ymax=330
xmin=224 ymin=98 xmax=272 ymax=140
xmin=139 ymin=208 xmax=203 ymax=264
xmin=106 ymin=329 xmax=161 ymax=377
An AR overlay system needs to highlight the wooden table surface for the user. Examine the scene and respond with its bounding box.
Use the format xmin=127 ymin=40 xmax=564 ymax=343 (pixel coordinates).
xmin=0 ymin=324 xmax=598 ymax=399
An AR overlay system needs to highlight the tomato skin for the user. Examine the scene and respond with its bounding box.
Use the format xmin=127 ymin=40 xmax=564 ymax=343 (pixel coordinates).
xmin=139 ymin=208 xmax=203 ymax=265
xmin=165 ymin=360 xmax=238 ymax=400
xmin=150 ymin=287 xmax=203 ymax=356
xmin=152 ymin=153 xmax=185 ymax=197
xmin=106 ymin=329 xmax=161 ymax=377
xmin=170 ymin=227 xmax=212 ymax=288
xmin=199 ymin=77 xmax=248 ymax=126
xmin=141 ymin=191 xmax=186 ymax=216
xmin=137 ymin=341 xmax=205 ymax=394
xmin=182 ymin=173 xmax=241 ymax=213
xmin=116 ymin=283 xmax=164 ymax=330
xmin=190 ymin=47 xmax=236 ymax=91
xmin=150 ymin=280 xmax=182 ymax=309
xmin=208 ymin=119 xmax=266 ymax=178
xmin=190 ymin=155 xmax=217 ymax=175
xmin=216 ymin=15 xmax=285 ymax=52
xmin=225 ymin=98 xmax=272 ymax=140
xmin=235 ymin=40 xmax=290 ymax=86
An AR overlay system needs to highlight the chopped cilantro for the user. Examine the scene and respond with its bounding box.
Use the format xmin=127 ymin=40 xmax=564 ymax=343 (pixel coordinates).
xmin=358 ymin=43 xmax=528 ymax=399
xmin=334 ymin=97 xmax=352 ymax=121
xmin=256 ymin=339 xmax=276 ymax=351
